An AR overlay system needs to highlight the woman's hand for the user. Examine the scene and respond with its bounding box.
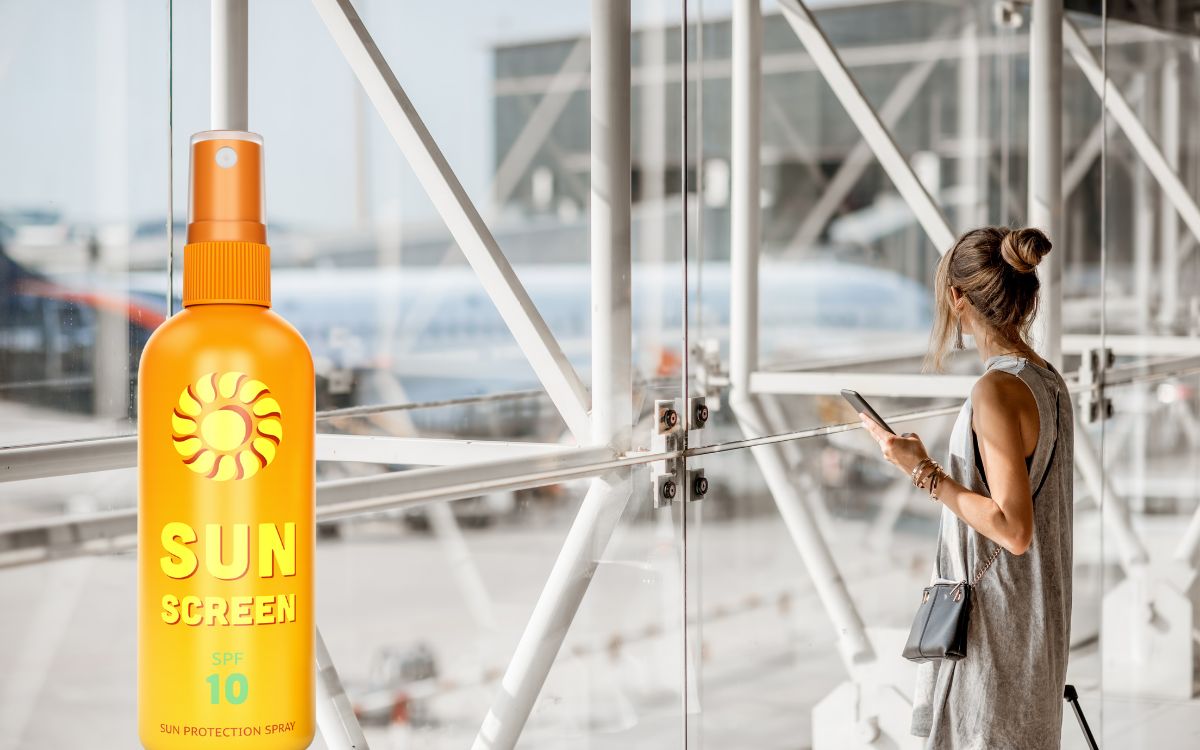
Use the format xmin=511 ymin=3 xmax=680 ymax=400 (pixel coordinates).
xmin=859 ymin=414 xmax=931 ymax=477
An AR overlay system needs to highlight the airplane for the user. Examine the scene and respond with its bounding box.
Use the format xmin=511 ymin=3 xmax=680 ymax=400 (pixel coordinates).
xmin=0 ymin=241 xmax=933 ymax=527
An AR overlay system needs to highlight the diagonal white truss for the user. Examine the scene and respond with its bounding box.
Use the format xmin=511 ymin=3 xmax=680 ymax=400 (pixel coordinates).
xmin=776 ymin=0 xmax=956 ymax=253
xmin=312 ymin=0 xmax=592 ymax=444
xmin=1064 ymin=16 xmax=1200 ymax=249
xmin=12 ymin=3 xmax=1200 ymax=749
xmin=787 ymin=17 xmax=959 ymax=253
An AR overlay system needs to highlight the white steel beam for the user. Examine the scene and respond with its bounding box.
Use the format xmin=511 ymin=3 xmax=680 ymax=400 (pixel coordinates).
xmin=751 ymin=370 xmax=977 ymax=399
xmin=315 ymin=629 xmax=371 ymax=750
xmin=1073 ymin=411 xmax=1150 ymax=571
xmin=472 ymin=3 xmax=634 ymax=746
xmin=1174 ymin=501 xmax=1200 ymax=565
xmin=0 ymin=445 xmax=626 ymax=563
xmin=1063 ymin=334 xmax=1200 ymax=357
xmin=211 ymin=0 xmax=248 ymax=130
xmin=0 ymin=434 xmax=575 ymax=483
xmin=0 ymin=436 xmax=137 ymax=484
xmin=1028 ymin=0 xmax=1063 ymax=367
xmin=776 ymin=0 xmax=956 ymax=253
xmin=491 ymin=39 xmax=589 ymax=210
xmin=315 ymin=435 xmax=574 ymax=466
xmin=731 ymin=394 xmax=875 ymax=669
xmin=1064 ymin=18 xmax=1200 ymax=252
xmin=788 ymin=19 xmax=955 ymax=253
xmin=1064 ymin=117 xmax=1103 ymax=197
xmin=730 ymin=0 xmax=762 ymax=391
xmin=311 ymin=0 xmax=592 ymax=443
xmin=730 ymin=0 xmax=874 ymax=685
xmin=588 ymin=0 xmax=633 ymax=452
xmin=957 ymin=19 xmax=984 ymax=230
xmin=1158 ymin=50 xmax=1182 ymax=330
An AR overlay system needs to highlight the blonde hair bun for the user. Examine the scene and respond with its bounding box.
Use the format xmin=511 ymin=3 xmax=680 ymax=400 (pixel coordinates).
xmin=1000 ymin=227 xmax=1052 ymax=274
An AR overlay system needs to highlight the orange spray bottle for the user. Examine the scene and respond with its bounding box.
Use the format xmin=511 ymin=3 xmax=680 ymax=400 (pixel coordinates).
xmin=138 ymin=131 xmax=315 ymax=749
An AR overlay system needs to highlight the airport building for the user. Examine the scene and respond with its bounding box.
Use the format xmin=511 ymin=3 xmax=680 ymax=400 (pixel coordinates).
xmin=2 ymin=0 xmax=1200 ymax=748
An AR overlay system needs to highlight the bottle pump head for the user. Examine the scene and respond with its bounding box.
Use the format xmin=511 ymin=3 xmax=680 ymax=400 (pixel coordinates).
xmin=187 ymin=131 xmax=266 ymax=244
xmin=182 ymin=130 xmax=271 ymax=308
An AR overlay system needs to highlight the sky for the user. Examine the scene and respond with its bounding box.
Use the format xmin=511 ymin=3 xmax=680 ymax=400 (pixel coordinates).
xmin=0 ymin=0 xmax=749 ymax=232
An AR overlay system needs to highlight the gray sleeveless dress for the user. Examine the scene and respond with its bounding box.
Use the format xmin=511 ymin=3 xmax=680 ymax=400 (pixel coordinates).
xmin=911 ymin=354 xmax=1074 ymax=749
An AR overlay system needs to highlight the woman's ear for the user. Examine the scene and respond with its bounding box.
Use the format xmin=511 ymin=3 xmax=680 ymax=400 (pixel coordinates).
xmin=950 ymin=286 xmax=966 ymax=312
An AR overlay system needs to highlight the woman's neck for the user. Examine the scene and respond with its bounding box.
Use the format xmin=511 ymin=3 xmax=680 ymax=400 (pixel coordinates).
xmin=973 ymin=326 xmax=1034 ymax=364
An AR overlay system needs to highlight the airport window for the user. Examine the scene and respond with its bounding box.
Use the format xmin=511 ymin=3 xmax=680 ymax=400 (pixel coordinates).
xmin=2 ymin=1 xmax=1199 ymax=748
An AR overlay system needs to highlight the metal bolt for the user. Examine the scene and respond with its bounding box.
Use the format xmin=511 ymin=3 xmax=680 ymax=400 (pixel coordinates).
xmin=661 ymin=479 xmax=677 ymax=501
xmin=660 ymin=408 xmax=679 ymax=431
xmin=693 ymin=475 xmax=709 ymax=497
xmin=693 ymin=402 xmax=709 ymax=426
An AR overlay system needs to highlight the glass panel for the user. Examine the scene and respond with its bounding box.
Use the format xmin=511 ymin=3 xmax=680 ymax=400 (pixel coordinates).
xmin=0 ymin=461 xmax=684 ymax=748
xmin=687 ymin=399 xmax=1104 ymax=747
xmin=688 ymin=1 xmax=1036 ymax=448
xmin=317 ymin=466 xmax=684 ymax=749
xmin=1098 ymin=1 xmax=1200 ymax=744
xmin=1096 ymin=373 xmax=1200 ymax=746
xmin=1 ymin=1 xmax=692 ymax=748
xmin=0 ymin=2 xmax=168 ymax=446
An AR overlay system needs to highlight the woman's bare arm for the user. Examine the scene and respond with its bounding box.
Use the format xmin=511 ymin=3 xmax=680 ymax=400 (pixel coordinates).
xmin=859 ymin=372 xmax=1038 ymax=555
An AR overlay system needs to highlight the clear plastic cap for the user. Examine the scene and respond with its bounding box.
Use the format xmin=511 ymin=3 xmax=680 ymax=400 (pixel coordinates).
xmin=186 ymin=130 xmax=266 ymax=244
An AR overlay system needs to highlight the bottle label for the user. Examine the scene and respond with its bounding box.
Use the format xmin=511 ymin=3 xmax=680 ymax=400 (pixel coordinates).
xmin=171 ymin=371 xmax=282 ymax=481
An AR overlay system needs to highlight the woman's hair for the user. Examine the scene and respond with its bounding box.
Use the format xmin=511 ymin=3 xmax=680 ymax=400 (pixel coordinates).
xmin=925 ymin=226 xmax=1052 ymax=372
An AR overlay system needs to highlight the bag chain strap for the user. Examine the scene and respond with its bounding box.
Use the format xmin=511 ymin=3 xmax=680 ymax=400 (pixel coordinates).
xmin=970 ymin=544 xmax=1003 ymax=586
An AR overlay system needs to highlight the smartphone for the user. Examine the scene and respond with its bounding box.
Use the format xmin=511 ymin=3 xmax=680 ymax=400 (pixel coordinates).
xmin=841 ymin=389 xmax=896 ymax=435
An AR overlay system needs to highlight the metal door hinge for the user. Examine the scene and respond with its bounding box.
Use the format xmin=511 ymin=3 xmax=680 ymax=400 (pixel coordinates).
xmin=651 ymin=399 xmax=682 ymax=508
xmin=1079 ymin=346 xmax=1113 ymax=424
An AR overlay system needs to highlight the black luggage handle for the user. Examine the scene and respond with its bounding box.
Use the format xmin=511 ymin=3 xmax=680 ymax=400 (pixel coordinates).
xmin=1064 ymin=684 xmax=1099 ymax=750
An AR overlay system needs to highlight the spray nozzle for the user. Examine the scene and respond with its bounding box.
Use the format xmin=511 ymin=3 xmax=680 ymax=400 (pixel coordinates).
xmin=187 ymin=130 xmax=266 ymax=244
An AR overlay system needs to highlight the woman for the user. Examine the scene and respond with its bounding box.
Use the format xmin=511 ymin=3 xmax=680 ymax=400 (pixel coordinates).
xmin=859 ymin=227 xmax=1074 ymax=749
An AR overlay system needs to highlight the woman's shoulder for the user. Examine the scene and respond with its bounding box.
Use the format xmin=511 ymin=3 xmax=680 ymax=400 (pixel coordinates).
xmin=971 ymin=368 xmax=1038 ymax=415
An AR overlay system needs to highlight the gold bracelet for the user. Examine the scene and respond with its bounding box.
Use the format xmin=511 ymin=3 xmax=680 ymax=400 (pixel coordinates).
xmin=910 ymin=458 xmax=936 ymax=488
xmin=929 ymin=467 xmax=945 ymax=501
xmin=914 ymin=459 xmax=940 ymax=489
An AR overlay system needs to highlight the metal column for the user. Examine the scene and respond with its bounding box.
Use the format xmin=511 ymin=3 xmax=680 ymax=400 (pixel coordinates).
xmin=1028 ymin=0 xmax=1064 ymax=367
xmin=211 ymin=0 xmax=248 ymax=131
xmin=730 ymin=0 xmax=761 ymax=393
xmin=1158 ymin=50 xmax=1181 ymax=330
xmin=209 ymin=2 xmax=366 ymax=745
xmin=729 ymin=0 xmax=873 ymax=670
xmin=471 ymin=2 xmax=632 ymax=747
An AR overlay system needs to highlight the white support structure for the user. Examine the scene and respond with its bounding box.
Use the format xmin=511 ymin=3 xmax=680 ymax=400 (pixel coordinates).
xmin=472 ymin=3 xmax=633 ymax=747
xmin=1064 ymin=333 xmax=1200 ymax=357
xmin=729 ymin=3 xmax=917 ymax=747
xmin=776 ymin=0 xmax=956 ymax=254
xmin=751 ymin=370 xmax=977 ymax=399
xmin=312 ymin=0 xmax=592 ymax=443
xmin=1073 ymin=411 xmax=1150 ymax=572
xmin=1 ymin=434 xmax=574 ymax=482
xmin=1064 ymin=17 xmax=1200 ymax=251
xmin=315 ymin=435 xmax=575 ymax=466
xmin=1064 ymin=116 xmax=1103 ymax=197
xmin=490 ymin=38 xmax=589 ymax=210
xmin=730 ymin=0 xmax=761 ymax=393
xmin=315 ymin=630 xmax=371 ymax=750
xmin=730 ymin=393 xmax=875 ymax=669
xmin=208 ymin=4 xmax=367 ymax=746
xmin=956 ymin=19 xmax=984 ymax=230
xmin=211 ymin=0 xmax=248 ymax=131
xmin=787 ymin=21 xmax=952 ymax=253
xmin=1158 ymin=49 xmax=1182 ymax=330
xmin=1028 ymin=0 xmax=1063 ymax=367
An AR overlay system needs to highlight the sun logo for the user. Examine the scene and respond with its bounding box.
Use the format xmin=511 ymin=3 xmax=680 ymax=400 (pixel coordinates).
xmin=171 ymin=372 xmax=282 ymax=481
